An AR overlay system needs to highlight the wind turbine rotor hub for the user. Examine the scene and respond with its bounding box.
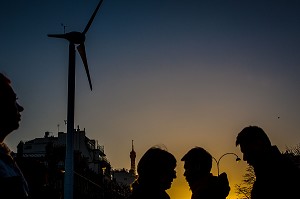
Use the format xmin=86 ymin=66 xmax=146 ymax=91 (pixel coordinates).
xmin=65 ymin=31 xmax=86 ymax=44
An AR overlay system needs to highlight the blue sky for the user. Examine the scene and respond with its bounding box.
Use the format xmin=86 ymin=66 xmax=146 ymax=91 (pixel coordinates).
xmin=1 ymin=1 xmax=300 ymax=198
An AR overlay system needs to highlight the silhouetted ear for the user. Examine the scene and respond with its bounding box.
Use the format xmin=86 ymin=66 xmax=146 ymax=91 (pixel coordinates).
xmin=194 ymin=163 xmax=201 ymax=170
xmin=255 ymin=139 xmax=270 ymax=151
xmin=243 ymin=139 xmax=265 ymax=152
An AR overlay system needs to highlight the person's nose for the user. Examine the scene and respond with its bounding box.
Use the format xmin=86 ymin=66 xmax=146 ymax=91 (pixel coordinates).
xmin=17 ymin=103 xmax=24 ymax=112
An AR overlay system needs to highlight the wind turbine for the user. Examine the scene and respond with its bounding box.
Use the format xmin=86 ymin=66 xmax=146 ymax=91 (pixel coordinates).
xmin=48 ymin=0 xmax=104 ymax=198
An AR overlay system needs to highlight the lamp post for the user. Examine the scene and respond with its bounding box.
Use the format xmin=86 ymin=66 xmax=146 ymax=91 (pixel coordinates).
xmin=213 ymin=153 xmax=241 ymax=176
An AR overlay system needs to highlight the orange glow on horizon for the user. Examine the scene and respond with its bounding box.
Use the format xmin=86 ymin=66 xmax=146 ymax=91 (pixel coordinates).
xmin=165 ymin=161 xmax=244 ymax=199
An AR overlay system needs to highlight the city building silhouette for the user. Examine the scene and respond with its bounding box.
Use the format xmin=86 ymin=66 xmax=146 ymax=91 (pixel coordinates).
xmin=15 ymin=126 xmax=133 ymax=199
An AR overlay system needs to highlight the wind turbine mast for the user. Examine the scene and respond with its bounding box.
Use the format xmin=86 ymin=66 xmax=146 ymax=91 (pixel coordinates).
xmin=48 ymin=0 xmax=104 ymax=198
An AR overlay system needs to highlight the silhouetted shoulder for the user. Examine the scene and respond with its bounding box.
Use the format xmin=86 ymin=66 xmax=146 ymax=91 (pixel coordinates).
xmin=217 ymin=172 xmax=230 ymax=199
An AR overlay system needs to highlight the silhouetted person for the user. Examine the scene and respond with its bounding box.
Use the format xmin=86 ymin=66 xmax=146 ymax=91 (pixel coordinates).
xmin=236 ymin=125 xmax=300 ymax=199
xmin=0 ymin=73 xmax=29 ymax=198
xmin=182 ymin=147 xmax=230 ymax=199
xmin=130 ymin=147 xmax=177 ymax=199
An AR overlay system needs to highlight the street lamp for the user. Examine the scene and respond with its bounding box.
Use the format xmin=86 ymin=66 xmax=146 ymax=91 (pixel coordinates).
xmin=213 ymin=153 xmax=241 ymax=176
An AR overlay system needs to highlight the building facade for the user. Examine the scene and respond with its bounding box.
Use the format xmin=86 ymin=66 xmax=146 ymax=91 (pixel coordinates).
xmin=20 ymin=126 xmax=109 ymax=174
xmin=16 ymin=126 xmax=113 ymax=199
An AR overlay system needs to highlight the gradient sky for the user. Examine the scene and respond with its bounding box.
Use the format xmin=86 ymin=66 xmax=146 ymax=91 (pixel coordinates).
xmin=1 ymin=0 xmax=300 ymax=198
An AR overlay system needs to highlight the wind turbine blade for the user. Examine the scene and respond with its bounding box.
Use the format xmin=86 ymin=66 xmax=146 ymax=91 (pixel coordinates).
xmin=77 ymin=43 xmax=93 ymax=90
xmin=48 ymin=34 xmax=67 ymax=39
xmin=82 ymin=0 xmax=104 ymax=35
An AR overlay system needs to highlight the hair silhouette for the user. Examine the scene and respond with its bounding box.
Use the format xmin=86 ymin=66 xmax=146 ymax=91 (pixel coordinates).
xmin=137 ymin=147 xmax=176 ymax=182
xmin=236 ymin=126 xmax=271 ymax=147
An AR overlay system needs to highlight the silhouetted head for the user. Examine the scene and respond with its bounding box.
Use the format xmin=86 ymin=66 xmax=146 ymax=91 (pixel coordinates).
xmin=0 ymin=73 xmax=24 ymax=142
xmin=137 ymin=147 xmax=176 ymax=190
xmin=181 ymin=147 xmax=212 ymax=188
xmin=236 ymin=126 xmax=271 ymax=166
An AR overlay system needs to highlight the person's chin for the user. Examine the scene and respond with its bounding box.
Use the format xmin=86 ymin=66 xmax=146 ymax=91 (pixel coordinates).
xmin=247 ymin=160 xmax=256 ymax=167
xmin=164 ymin=182 xmax=172 ymax=190
xmin=187 ymin=181 xmax=194 ymax=188
xmin=13 ymin=122 xmax=20 ymax=129
xmin=8 ymin=123 xmax=20 ymax=132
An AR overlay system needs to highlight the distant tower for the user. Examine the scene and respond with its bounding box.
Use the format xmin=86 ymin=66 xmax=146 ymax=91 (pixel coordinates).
xmin=129 ymin=140 xmax=136 ymax=175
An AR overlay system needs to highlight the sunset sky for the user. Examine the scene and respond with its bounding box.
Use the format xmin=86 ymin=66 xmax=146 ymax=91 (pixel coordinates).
xmin=1 ymin=0 xmax=300 ymax=198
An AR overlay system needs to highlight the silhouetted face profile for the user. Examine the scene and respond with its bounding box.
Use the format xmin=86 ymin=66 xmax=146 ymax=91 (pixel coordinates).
xmin=240 ymin=141 xmax=264 ymax=167
xmin=236 ymin=126 xmax=271 ymax=167
xmin=0 ymin=74 xmax=24 ymax=139
xmin=182 ymin=147 xmax=212 ymax=188
xmin=137 ymin=147 xmax=177 ymax=190
xmin=160 ymin=164 xmax=176 ymax=190
xmin=183 ymin=159 xmax=199 ymax=187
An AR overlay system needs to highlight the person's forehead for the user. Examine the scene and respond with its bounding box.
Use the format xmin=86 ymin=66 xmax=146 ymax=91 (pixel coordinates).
xmin=240 ymin=142 xmax=257 ymax=151
xmin=0 ymin=84 xmax=16 ymax=99
xmin=183 ymin=160 xmax=193 ymax=169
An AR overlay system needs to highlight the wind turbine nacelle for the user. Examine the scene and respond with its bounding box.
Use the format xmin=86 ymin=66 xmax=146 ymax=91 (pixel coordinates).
xmin=48 ymin=32 xmax=86 ymax=44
